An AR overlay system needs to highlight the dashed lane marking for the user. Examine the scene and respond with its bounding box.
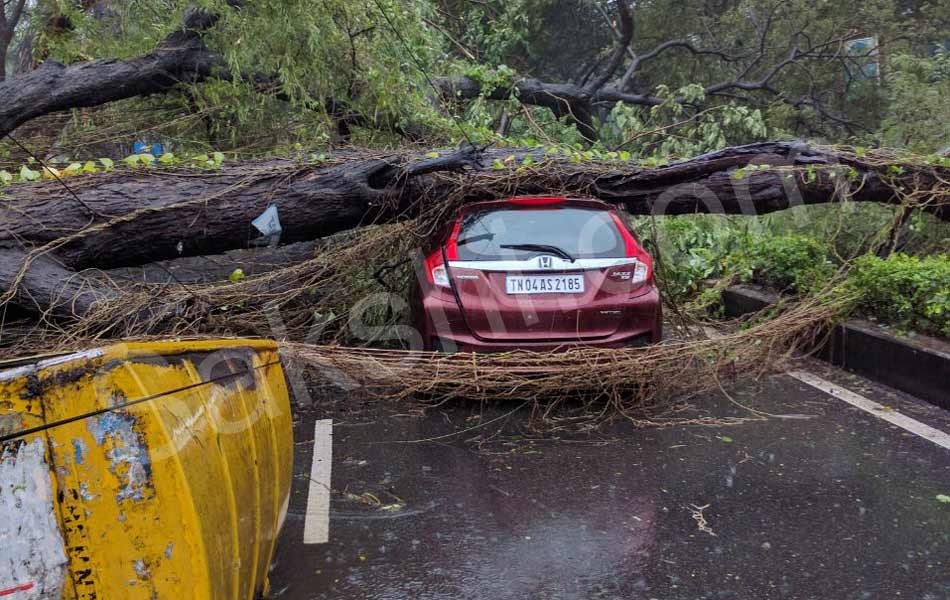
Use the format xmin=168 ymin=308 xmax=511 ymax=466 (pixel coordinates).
xmin=303 ymin=419 xmax=333 ymax=544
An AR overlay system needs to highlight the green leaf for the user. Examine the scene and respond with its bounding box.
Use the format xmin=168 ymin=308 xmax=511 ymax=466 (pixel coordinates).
xmin=229 ymin=268 xmax=245 ymax=283
xmin=19 ymin=165 xmax=40 ymax=181
xmin=139 ymin=153 xmax=156 ymax=165
xmin=99 ymin=158 xmax=114 ymax=169
xmin=64 ymin=162 xmax=83 ymax=174
xmin=159 ymin=152 xmax=177 ymax=164
xmin=854 ymin=146 xmax=866 ymax=158
xmin=716 ymin=436 xmax=733 ymax=443
xmin=619 ymin=151 xmax=631 ymax=161
xmin=937 ymin=494 xmax=950 ymax=504
xmin=0 ymin=170 xmax=13 ymax=184
xmin=123 ymin=155 xmax=140 ymax=167
xmin=82 ymin=161 xmax=98 ymax=173
xmin=491 ymin=158 xmax=506 ymax=170
xmin=424 ymin=151 xmax=440 ymax=159
xmin=192 ymin=154 xmax=210 ymax=163
xmin=212 ymin=151 xmax=226 ymax=165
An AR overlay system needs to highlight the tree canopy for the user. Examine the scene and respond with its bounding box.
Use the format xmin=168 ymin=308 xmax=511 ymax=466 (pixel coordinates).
xmin=1 ymin=0 xmax=948 ymax=163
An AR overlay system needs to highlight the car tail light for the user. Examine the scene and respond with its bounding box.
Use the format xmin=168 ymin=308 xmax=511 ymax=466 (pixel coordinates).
xmin=609 ymin=212 xmax=653 ymax=289
xmin=425 ymin=249 xmax=450 ymax=288
xmin=631 ymin=261 xmax=649 ymax=285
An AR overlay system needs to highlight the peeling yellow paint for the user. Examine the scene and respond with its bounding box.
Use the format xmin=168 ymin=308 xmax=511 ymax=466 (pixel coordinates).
xmin=0 ymin=339 xmax=293 ymax=599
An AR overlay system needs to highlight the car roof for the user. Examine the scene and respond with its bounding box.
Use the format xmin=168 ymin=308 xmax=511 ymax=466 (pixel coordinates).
xmin=458 ymin=196 xmax=617 ymax=214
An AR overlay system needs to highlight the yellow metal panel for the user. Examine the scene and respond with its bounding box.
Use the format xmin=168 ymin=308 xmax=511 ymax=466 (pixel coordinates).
xmin=0 ymin=339 xmax=293 ymax=599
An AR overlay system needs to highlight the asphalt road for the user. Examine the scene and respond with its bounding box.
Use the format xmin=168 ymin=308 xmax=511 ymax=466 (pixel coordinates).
xmin=270 ymin=362 xmax=950 ymax=600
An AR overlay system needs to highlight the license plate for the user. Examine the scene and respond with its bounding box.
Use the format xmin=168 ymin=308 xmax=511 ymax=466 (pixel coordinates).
xmin=505 ymin=274 xmax=585 ymax=294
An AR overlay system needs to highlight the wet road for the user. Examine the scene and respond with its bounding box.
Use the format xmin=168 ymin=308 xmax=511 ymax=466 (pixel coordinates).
xmin=270 ymin=366 xmax=950 ymax=599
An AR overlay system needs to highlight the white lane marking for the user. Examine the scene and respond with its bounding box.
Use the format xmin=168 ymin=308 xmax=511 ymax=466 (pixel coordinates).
xmin=303 ymin=419 xmax=333 ymax=544
xmin=788 ymin=371 xmax=950 ymax=450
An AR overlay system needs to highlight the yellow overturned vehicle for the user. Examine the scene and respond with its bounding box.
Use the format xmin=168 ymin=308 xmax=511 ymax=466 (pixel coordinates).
xmin=0 ymin=339 xmax=293 ymax=599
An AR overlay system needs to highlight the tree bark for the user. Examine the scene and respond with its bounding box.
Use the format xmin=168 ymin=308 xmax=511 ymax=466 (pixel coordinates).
xmin=0 ymin=141 xmax=945 ymax=318
xmin=103 ymin=239 xmax=322 ymax=284
xmin=0 ymin=0 xmax=29 ymax=82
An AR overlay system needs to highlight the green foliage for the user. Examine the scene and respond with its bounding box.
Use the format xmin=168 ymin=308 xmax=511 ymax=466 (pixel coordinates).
xmin=644 ymin=217 xmax=834 ymax=301
xmin=844 ymin=253 xmax=950 ymax=337
xmin=603 ymin=88 xmax=768 ymax=159
xmin=21 ymin=0 xmax=949 ymax=153
xmin=727 ymin=234 xmax=836 ymax=293
xmin=0 ymin=150 xmax=227 ymax=186
xmin=879 ymin=51 xmax=950 ymax=153
xmin=36 ymin=0 xmax=448 ymax=149
xmin=640 ymin=212 xmax=950 ymax=338
xmin=640 ymin=215 xmax=747 ymax=300
xmin=452 ymin=0 xmax=534 ymax=66
xmin=464 ymin=63 xmax=517 ymax=91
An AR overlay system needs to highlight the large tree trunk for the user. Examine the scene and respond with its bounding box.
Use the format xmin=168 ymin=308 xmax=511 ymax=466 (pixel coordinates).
xmin=104 ymin=240 xmax=322 ymax=285
xmin=1 ymin=141 xmax=946 ymax=318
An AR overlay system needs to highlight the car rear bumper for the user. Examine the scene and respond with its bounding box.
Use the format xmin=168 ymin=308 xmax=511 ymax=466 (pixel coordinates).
xmin=434 ymin=330 xmax=657 ymax=353
xmin=415 ymin=286 xmax=663 ymax=353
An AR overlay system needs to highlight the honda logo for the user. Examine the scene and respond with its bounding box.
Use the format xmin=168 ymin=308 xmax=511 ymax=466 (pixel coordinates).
xmin=537 ymin=256 xmax=553 ymax=269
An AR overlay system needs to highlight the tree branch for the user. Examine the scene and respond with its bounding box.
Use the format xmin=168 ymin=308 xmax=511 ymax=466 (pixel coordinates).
xmin=9 ymin=0 xmax=26 ymax=30
xmin=617 ymin=39 xmax=744 ymax=91
xmin=0 ymin=8 xmax=222 ymax=138
xmin=582 ymin=0 xmax=633 ymax=95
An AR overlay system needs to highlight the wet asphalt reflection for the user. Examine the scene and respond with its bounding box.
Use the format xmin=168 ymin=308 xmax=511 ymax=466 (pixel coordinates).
xmin=271 ymin=373 xmax=950 ymax=600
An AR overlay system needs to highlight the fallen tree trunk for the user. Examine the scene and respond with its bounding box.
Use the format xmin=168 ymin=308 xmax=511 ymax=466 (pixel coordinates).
xmin=103 ymin=240 xmax=322 ymax=285
xmin=1 ymin=141 xmax=946 ymax=318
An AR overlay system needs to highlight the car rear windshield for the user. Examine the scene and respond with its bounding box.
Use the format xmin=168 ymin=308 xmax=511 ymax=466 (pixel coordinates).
xmin=454 ymin=207 xmax=627 ymax=261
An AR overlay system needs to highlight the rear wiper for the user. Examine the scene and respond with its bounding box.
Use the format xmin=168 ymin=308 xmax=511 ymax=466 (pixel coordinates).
xmin=456 ymin=232 xmax=495 ymax=247
xmin=500 ymin=243 xmax=575 ymax=262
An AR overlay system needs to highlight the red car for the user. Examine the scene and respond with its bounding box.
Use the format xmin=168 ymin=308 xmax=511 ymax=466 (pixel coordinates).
xmin=410 ymin=196 xmax=662 ymax=352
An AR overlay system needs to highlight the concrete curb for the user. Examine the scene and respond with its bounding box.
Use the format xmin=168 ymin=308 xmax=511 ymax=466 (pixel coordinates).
xmin=722 ymin=285 xmax=950 ymax=410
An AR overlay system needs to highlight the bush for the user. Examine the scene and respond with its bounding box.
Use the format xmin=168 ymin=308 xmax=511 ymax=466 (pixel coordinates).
xmin=844 ymin=253 xmax=950 ymax=337
xmin=642 ymin=214 xmax=950 ymax=338
xmin=640 ymin=215 xmax=754 ymax=300
xmin=727 ymin=233 xmax=835 ymax=293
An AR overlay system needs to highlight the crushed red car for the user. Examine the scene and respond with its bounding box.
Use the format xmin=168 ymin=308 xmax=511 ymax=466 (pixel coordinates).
xmin=410 ymin=196 xmax=662 ymax=352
